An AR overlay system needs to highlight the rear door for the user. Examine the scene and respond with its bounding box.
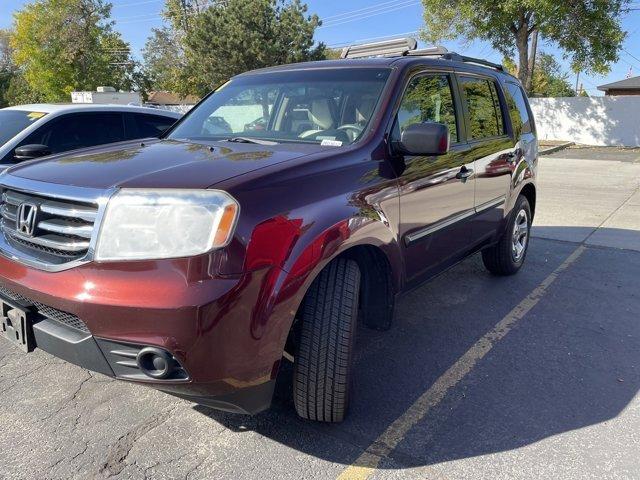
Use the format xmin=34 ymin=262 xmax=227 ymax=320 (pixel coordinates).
xmin=458 ymin=75 xmax=515 ymax=242
xmin=392 ymin=72 xmax=476 ymax=282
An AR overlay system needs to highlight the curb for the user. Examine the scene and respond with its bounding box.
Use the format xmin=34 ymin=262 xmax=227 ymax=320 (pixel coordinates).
xmin=539 ymin=141 xmax=575 ymax=156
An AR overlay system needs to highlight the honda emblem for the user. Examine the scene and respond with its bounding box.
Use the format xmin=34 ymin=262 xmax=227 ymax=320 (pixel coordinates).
xmin=16 ymin=203 xmax=38 ymax=237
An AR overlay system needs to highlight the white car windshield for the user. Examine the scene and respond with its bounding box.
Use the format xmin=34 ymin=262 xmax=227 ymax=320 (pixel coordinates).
xmin=0 ymin=110 xmax=47 ymax=146
xmin=168 ymin=68 xmax=391 ymax=146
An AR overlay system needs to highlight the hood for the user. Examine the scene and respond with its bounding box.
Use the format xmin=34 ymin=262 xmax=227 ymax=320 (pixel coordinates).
xmin=5 ymin=139 xmax=325 ymax=190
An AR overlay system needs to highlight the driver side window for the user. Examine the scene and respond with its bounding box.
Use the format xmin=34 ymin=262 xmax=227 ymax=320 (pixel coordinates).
xmin=393 ymin=74 xmax=458 ymax=143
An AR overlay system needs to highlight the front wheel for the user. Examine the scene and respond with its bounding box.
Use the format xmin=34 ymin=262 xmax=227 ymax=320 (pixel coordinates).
xmin=482 ymin=195 xmax=532 ymax=275
xmin=293 ymin=258 xmax=360 ymax=423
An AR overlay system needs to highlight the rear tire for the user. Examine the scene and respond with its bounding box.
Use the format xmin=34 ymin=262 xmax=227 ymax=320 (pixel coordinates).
xmin=482 ymin=195 xmax=532 ymax=276
xmin=293 ymin=258 xmax=360 ymax=423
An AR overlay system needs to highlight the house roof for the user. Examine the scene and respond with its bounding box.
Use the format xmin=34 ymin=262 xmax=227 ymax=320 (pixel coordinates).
xmin=597 ymin=76 xmax=640 ymax=91
xmin=147 ymin=91 xmax=199 ymax=105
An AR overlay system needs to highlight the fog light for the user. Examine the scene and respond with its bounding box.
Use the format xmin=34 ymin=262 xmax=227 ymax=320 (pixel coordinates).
xmin=136 ymin=347 xmax=175 ymax=379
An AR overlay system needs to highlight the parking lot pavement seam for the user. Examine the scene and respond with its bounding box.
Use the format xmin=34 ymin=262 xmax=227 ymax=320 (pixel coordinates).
xmin=335 ymin=245 xmax=587 ymax=480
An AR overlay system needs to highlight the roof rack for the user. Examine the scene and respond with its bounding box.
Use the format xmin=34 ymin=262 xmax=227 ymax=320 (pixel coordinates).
xmin=340 ymin=37 xmax=417 ymax=59
xmin=340 ymin=37 xmax=504 ymax=71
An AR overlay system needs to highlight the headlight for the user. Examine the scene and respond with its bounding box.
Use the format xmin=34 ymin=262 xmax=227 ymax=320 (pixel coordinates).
xmin=95 ymin=189 xmax=239 ymax=261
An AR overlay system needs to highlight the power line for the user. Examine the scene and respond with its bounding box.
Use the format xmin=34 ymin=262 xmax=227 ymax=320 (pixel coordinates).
xmin=622 ymin=47 xmax=640 ymax=66
xmin=322 ymin=0 xmax=413 ymax=22
xmin=114 ymin=1 xmax=421 ymax=28
xmin=115 ymin=12 xmax=163 ymax=20
xmin=319 ymin=1 xmax=420 ymax=29
xmin=111 ymin=0 xmax=162 ymax=7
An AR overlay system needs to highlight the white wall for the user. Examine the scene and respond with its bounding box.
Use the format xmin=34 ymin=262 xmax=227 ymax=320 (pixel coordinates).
xmin=529 ymin=96 xmax=640 ymax=147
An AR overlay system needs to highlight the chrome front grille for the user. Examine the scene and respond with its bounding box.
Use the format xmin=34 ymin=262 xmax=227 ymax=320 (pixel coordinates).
xmin=0 ymin=179 xmax=107 ymax=271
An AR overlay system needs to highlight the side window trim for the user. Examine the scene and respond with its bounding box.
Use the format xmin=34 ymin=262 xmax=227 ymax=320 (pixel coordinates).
xmin=386 ymin=69 xmax=463 ymax=146
xmin=455 ymin=72 xmax=511 ymax=144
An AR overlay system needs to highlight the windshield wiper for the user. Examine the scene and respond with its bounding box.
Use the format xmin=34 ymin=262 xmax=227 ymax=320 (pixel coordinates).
xmin=226 ymin=136 xmax=279 ymax=146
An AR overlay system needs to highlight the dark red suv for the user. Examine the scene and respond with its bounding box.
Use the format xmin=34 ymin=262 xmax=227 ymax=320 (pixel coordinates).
xmin=0 ymin=39 xmax=537 ymax=422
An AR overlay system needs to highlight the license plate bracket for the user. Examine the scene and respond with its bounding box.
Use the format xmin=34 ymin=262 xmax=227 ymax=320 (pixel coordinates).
xmin=1 ymin=298 xmax=34 ymax=353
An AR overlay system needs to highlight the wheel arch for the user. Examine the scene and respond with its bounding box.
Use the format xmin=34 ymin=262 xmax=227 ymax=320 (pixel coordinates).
xmin=519 ymin=182 xmax=536 ymax=220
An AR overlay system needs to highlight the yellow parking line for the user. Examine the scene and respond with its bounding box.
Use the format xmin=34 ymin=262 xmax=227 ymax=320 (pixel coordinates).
xmin=337 ymin=245 xmax=587 ymax=480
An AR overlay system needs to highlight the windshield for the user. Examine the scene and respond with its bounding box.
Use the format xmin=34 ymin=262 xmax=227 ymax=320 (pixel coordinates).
xmin=168 ymin=68 xmax=391 ymax=146
xmin=0 ymin=110 xmax=48 ymax=146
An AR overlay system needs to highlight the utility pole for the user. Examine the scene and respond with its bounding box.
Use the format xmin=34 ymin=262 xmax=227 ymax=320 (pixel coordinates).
xmin=575 ymin=70 xmax=580 ymax=94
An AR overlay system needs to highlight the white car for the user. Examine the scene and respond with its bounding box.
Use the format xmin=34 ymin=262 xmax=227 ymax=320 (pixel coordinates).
xmin=0 ymin=104 xmax=181 ymax=168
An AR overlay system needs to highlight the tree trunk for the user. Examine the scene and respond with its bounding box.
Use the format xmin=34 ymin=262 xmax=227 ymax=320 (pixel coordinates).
xmin=515 ymin=22 xmax=530 ymax=91
xmin=527 ymin=29 xmax=538 ymax=93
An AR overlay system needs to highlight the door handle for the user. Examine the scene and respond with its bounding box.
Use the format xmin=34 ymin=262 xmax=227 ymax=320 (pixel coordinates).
xmin=456 ymin=166 xmax=474 ymax=181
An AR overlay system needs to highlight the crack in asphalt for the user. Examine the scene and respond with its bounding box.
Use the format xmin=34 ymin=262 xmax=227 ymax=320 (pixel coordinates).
xmin=98 ymin=405 xmax=179 ymax=478
xmin=38 ymin=371 xmax=94 ymax=422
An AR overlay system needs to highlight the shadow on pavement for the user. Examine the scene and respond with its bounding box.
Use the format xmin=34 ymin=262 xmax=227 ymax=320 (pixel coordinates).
xmin=194 ymin=232 xmax=639 ymax=470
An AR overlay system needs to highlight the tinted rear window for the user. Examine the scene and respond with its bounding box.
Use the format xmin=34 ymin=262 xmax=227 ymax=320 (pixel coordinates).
xmin=504 ymin=83 xmax=534 ymax=135
xmin=460 ymin=77 xmax=505 ymax=140
xmin=0 ymin=110 xmax=47 ymax=146
xmin=134 ymin=114 xmax=177 ymax=138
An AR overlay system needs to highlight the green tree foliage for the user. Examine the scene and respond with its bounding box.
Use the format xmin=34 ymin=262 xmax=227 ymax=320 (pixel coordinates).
xmin=11 ymin=0 xmax=139 ymax=102
xmin=142 ymin=1 xmax=212 ymax=93
xmin=504 ymin=53 xmax=576 ymax=97
xmin=181 ymin=0 xmax=326 ymax=96
xmin=420 ymin=0 xmax=628 ymax=93
xmin=0 ymin=29 xmax=16 ymax=106
xmin=142 ymin=27 xmax=184 ymax=92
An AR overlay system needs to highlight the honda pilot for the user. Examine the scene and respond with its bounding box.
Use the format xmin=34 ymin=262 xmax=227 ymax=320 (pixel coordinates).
xmin=0 ymin=38 xmax=537 ymax=422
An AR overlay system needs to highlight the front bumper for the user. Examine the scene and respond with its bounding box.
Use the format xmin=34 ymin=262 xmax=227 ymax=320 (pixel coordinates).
xmin=0 ymin=254 xmax=286 ymax=415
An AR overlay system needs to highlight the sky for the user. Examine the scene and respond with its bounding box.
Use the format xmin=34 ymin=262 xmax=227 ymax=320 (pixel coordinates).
xmin=1 ymin=0 xmax=640 ymax=96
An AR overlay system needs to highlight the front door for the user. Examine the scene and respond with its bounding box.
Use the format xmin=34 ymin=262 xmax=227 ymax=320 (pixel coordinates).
xmin=391 ymin=73 xmax=475 ymax=282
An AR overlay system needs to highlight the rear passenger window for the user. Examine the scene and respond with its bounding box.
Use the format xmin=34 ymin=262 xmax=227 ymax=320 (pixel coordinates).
xmin=504 ymin=83 xmax=533 ymax=136
xmin=134 ymin=114 xmax=177 ymax=137
xmin=460 ymin=77 xmax=505 ymax=140
xmin=394 ymin=74 xmax=458 ymax=143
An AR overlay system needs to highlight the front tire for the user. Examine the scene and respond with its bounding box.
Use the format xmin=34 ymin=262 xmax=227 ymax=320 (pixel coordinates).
xmin=293 ymin=258 xmax=360 ymax=422
xmin=482 ymin=195 xmax=532 ymax=275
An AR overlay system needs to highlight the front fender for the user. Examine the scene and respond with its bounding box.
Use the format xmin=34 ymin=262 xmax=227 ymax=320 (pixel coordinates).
xmin=239 ymin=209 xmax=401 ymax=375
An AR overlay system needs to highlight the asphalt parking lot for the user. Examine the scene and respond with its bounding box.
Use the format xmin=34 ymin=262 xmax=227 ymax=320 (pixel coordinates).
xmin=1 ymin=146 xmax=639 ymax=480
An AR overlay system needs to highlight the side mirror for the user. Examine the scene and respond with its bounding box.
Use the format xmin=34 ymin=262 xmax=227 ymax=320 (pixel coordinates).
xmin=14 ymin=144 xmax=51 ymax=161
xmin=396 ymin=122 xmax=450 ymax=156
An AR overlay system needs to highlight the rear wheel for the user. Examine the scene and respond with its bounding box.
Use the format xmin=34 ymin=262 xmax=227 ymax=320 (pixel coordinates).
xmin=482 ymin=195 xmax=532 ymax=275
xmin=293 ymin=258 xmax=360 ymax=422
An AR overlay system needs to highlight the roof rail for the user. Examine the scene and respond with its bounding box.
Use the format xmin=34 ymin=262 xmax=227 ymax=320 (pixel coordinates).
xmin=339 ymin=37 xmax=504 ymax=71
xmin=408 ymin=46 xmax=504 ymax=71
xmin=340 ymin=37 xmax=417 ymax=59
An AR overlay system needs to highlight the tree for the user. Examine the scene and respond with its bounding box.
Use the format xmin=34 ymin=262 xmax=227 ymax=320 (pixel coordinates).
xmin=0 ymin=29 xmax=17 ymax=106
xmin=182 ymin=0 xmax=325 ymax=96
xmin=504 ymin=53 xmax=575 ymax=97
xmin=143 ymin=27 xmax=184 ymax=92
xmin=420 ymin=0 xmax=628 ymax=93
xmin=142 ymin=1 xmax=213 ymax=94
xmin=11 ymin=0 xmax=139 ymax=102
